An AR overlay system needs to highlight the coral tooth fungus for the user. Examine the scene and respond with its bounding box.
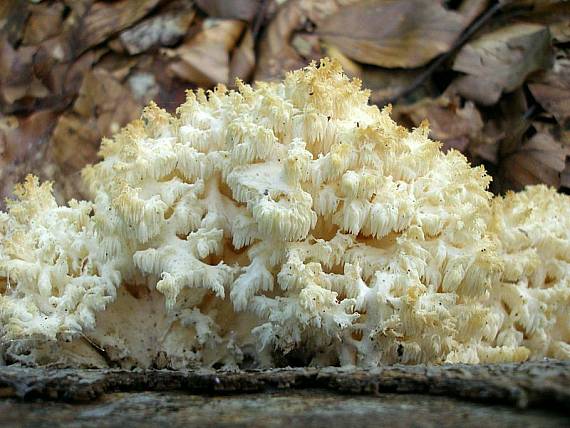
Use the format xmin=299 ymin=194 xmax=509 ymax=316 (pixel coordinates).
xmin=1 ymin=59 xmax=569 ymax=368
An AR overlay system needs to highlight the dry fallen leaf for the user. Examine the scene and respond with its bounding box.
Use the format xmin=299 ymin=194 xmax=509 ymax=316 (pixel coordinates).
xmin=118 ymin=3 xmax=195 ymax=55
xmin=255 ymin=0 xmax=308 ymax=81
xmin=69 ymin=0 xmax=163 ymax=56
xmin=452 ymin=23 xmax=552 ymax=105
xmin=457 ymin=0 xmax=490 ymax=23
xmin=321 ymin=45 xmax=363 ymax=77
xmin=487 ymin=89 xmax=529 ymax=142
xmin=562 ymin=163 xmax=570 ymax=188
xmin=529 ymin=54 xmax=570 ymax=127
xmin=394 ymin=95 xmax=484 ymax=153
xmin=364 ymin=67 xmax=427 ymax=105
xmin=0 ymin=109 xmax=58 ymax=207
xmin=230 ymin=29 xmax=256 ymax=83
xmin=302 ymin=0 xmax=364 ymax=24
xmin=22 ymin=2 xmax=65 ymax=46
xmin=292 ymin=33 xmax=323 ymax=60
xmin=96 ymin=54 xmax=139 ymax=81
xmin=320 ymin=44 xmax=426 ymax=104
xmin=49 ymin=69 xmax=141 ymax=200
xmin=0 ymin=0 xmax=29 ymax=45
xmin=0 ymin=37 xmax=50 ymax=107
xmin=31 ymin=42 xmax=107 ymax=108
xmin=167 ymin=19 xmax=245 ymax=86
xmin=129 ymin=55 xmax=190 ymax=111
xmin=195 ymin=0 xmax=262 ymax=22
xmin=500 ymin=126 xmax=570 ymax=191
xmin=318 ymin=0 xmax=470 ymax=68
xmin=519 ymin=2 xmax=570 ymax=43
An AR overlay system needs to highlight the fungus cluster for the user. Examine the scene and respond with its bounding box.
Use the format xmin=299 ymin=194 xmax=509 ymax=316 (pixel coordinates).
xmin=1 ymin=59 xmax=569 ymax=368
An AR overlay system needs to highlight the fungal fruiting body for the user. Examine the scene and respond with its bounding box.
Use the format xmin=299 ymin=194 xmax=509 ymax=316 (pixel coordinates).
xmin=1 ymin=59 xmax=569 ymax=369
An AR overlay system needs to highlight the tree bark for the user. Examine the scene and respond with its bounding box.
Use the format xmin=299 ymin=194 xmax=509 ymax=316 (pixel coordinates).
xmin=0 ymin=360 xmax=568 ymax=409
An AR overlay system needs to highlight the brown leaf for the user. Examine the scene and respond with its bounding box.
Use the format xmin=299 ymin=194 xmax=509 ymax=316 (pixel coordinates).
xmin=317 ymin=0 xmax=468 ymax=68
xmin=0 ymin=0 xmax=29 ymax=45
xmin=529 ymin=55 xmax=570 ymax=126
xmin=457 ymin=0 xmax=490 ymax=23
xmin=393 ymin=95 xmax=484 ymax=153
xmin=129 ymin=55 xmax=189 ymax=111
xmin=291 ymin=34 xmax=323 ymax=60
xmin=491 ymin=90 xmax=529 ymax=144
xmin=255 ymin=0 xmax=308 ymax=81
xmin=31 ymin=41 xmax=107 ymax=105
xmin=22 ymin=2 xmax=65 ymax=46
xmin=481 ymin=90 xmax=530 ymax=165
xmin=0 ymin=110 xmax=58 ymax=207
xmin=118 ymin=5 xmax=195 ymax=55
xmin=533 ymin=121 xmax=570 ymax=152
xmin=69 ymin=0 xmax=162 ymax=55
xmin=96 ymin=49 xmax=189 ymax=111
xmin=195 ymin=0 xmax=261 ymax=22
xmin=167 ymin=19 xmax=245 ymax=86
xmin=321 ymin=45 xmax=425 ymax=104
xmin=0 ymin=37 xmax=49 ymax=106
xmin=49 ymin=69 xmax=141 ymax=200
xmin=363 ymin=67 xmax=426 ymax=105
xmin=0 ymin=110 xmax=57 ymax=168
xmin=322 ymin=46 xmax=363 ymax=77
xmin=30 ymin=37 xmax=75 ymax=92
xmin=96 ymin=54 xmax=139 ymax=81
xmin=452 ymin=23 xmax=552 ymax=105
xmin=520 ymin=2 xmax=570 ymax=43
xmin=501 ymin=127 xmax=570 ymax=191
xmin=230 ymin=29 xmax=256 ymax=83
xmin=562 ymin=162 xmax=570 ymax=188
xmin=300 ymin=0 xmax=361 ymax=25
xmin=127 ymin=71 xmax=160 ymax=105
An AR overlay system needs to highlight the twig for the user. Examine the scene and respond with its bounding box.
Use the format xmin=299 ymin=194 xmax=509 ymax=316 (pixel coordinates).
xmin=387 ymin=1 xmax=504 ymax=105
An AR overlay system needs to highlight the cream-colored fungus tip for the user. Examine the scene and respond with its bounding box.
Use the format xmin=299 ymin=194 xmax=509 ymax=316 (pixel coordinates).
xmin=1 ymin=59 xmax=569 ymax=368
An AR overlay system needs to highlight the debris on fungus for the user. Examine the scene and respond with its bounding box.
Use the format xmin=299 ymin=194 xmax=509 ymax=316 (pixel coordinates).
xmin=1 ymin=59 xmax=569 ymax=368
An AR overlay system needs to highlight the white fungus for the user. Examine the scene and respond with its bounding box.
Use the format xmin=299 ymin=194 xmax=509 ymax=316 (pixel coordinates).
xmin=1 ymin=59 xmax=569 ymax=368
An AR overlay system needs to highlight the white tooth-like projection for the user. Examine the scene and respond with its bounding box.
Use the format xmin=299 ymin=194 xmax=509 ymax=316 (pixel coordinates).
xmin=1 ymin=59 xmax=569 ymax=369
